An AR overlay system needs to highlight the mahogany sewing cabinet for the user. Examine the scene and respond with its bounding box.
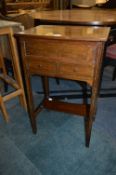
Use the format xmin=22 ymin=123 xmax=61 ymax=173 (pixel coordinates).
xmin=15 ymin=25 xmax=110 ymax=147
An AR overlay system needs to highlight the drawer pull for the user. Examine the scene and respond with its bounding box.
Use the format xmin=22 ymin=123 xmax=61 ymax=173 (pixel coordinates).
xmin=73 ymin=67 xmax=78 ymax=72
xmin=38 ymin=64 xmax=42 ymax=67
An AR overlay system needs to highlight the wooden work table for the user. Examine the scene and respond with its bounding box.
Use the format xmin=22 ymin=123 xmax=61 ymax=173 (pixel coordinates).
xmin=15 ymin=25 xmax=110 ymax=147
xmin=6 ymin=1 xmax=51 ymax=14
xmin=30 ymin=9 xmax=116 ymax=27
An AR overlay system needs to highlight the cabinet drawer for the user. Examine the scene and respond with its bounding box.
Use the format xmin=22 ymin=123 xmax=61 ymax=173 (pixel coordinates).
xmin=28 ymin=59 xmax=56 ymax=76
xmin=25 ymin=39 xmax=96 ymax=66
xmin=58 ymin=63 xmax=94 ymax=83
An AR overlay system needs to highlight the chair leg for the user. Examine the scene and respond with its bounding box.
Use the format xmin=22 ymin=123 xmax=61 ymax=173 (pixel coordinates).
xmin=112 ymin=67 xmax=116 ymax=81
xmin=0 ymin=95 xmax=9 ymax=122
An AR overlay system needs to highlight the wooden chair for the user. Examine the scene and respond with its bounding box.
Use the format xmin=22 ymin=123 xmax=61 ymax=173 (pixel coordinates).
xmin=0 ymin=27 xmax=26 ymax=122
xmin=0 ymin=12 xmax=35 ymax=92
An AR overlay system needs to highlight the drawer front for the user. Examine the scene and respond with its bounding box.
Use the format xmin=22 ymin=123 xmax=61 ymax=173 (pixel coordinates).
xmin=25 ymin=39 xmax=61 ymax=61
xmin=24 ymin=39 xmax=97 ymax=66
xmin=58 ymin=63 xmax=94 ymax=84
xmin=57 ymin=41 xmax=97 ymax=66
xmin=27 ymin=58 xmax=57 ymax=76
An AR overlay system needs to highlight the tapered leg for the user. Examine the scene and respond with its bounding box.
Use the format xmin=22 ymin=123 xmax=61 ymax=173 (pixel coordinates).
xmin=85 ymin=116 xmax=93 ymax=147
xmin=81 ymin=81 xmax=91 ymax=145
xmin=42 ymin=76 xmax=49 ymax=98
xmin=30 ymin=117 xmax=37 ymax=134
xmin=24 ymin=72 xmax=37 ymax=133
xmin=55 ymin=78 xmax=60 ymax=85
